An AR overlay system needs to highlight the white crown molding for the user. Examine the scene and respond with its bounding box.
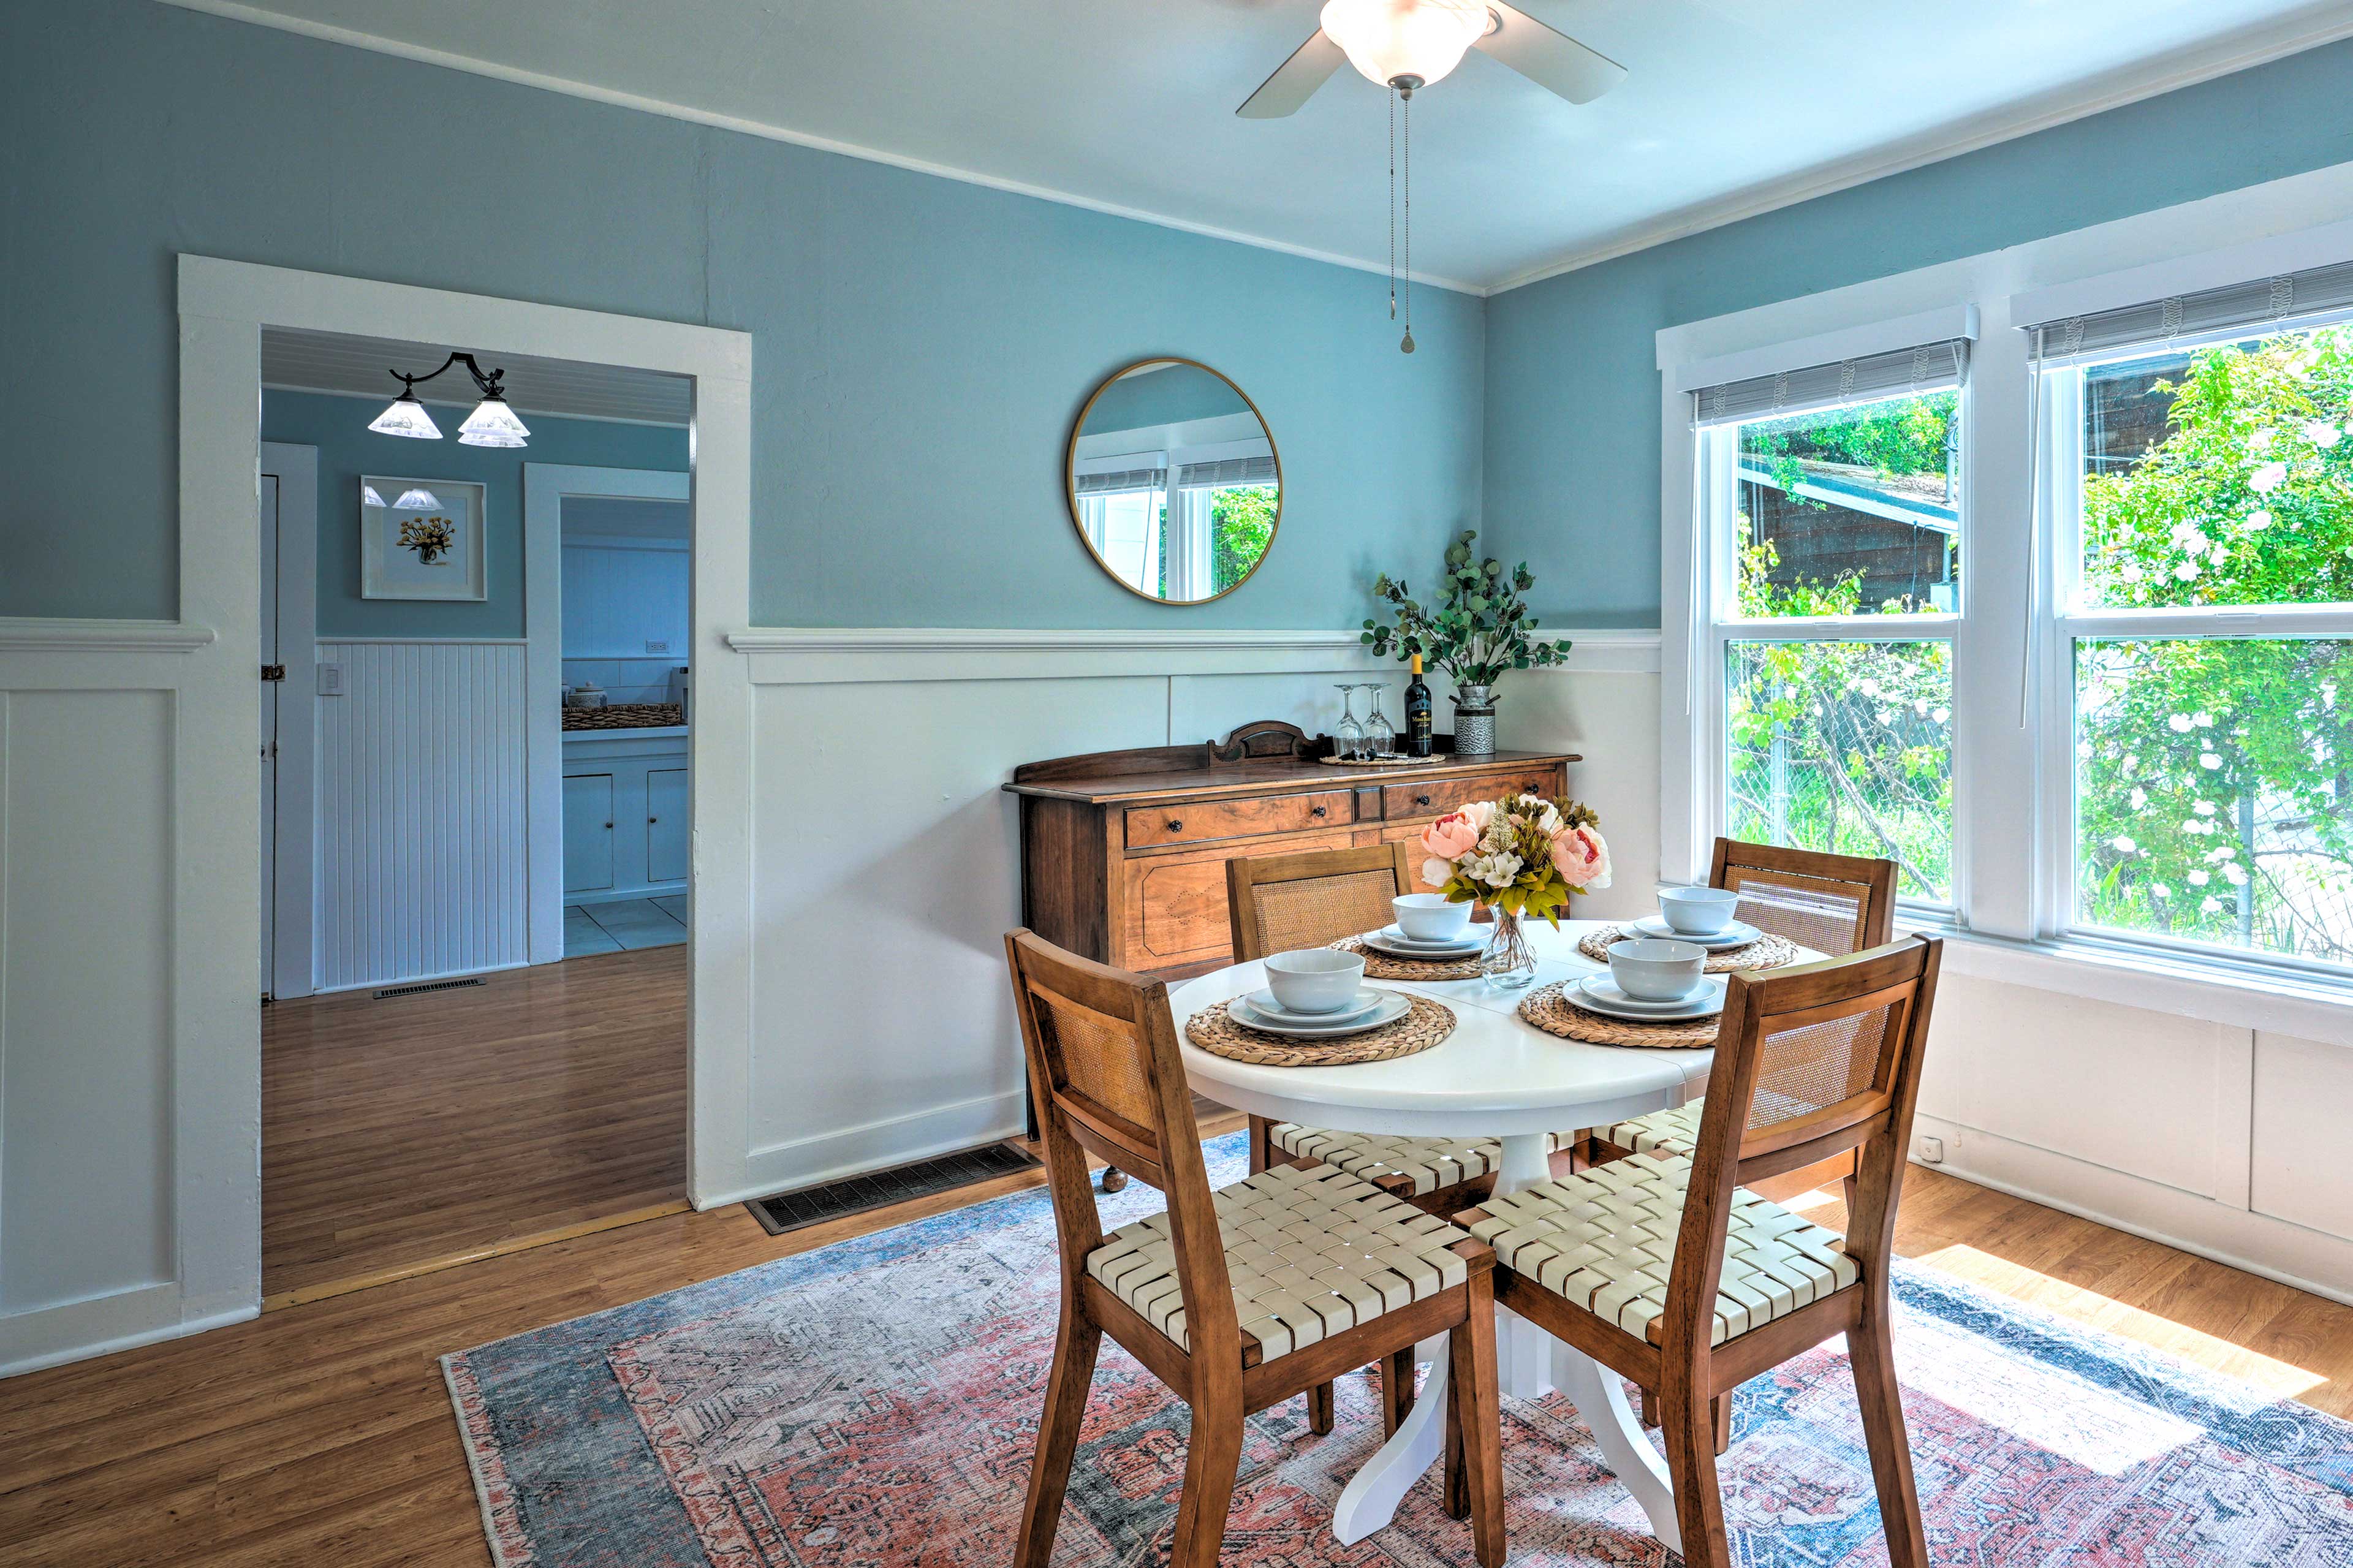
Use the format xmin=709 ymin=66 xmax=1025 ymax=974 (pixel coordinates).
xmin=0 ymin=618 xmax=218 ymax=653
xmin=156 ymin=0 xmax=1483 ymax=297
xmin=727 ymin=625 xmax=1659 ymax=684
xmin=1488 ymin=9 xmax=2353 ymax=298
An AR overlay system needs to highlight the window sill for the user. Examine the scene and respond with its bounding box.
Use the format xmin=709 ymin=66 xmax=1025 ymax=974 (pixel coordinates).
xmin=1898 ymin=919 xmax=2353 ymax=1047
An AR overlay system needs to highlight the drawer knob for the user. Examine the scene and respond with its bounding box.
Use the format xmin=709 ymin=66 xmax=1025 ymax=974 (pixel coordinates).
xmin=1309 ymin=805 xmax=1327 ymax=817
xmin=1167 ymin=818 xmax=1183 ymax=831
xmin=1414 ymin=793 xmax=1431 ymax=808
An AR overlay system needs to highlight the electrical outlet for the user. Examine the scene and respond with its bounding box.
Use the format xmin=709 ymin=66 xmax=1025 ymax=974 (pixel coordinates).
xmin=645 ymin=639 xmax=671 ymax=655
xmin=316 ymin=663 xmax=344 ymax=695
xmin=1915 ymin=1134 xmax=1945 ymax=1164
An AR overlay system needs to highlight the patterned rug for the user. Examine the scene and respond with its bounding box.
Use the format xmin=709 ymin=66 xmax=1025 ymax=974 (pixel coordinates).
xmin=443 ymin=1134 xmax=2353 ymax=1566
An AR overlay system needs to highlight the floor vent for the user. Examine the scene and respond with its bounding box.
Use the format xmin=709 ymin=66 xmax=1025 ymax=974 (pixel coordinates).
xmin=372 ymin=977 xmax=488 ymax=1001
xmin=746 ymin=1142 xmax=1042 ymax=1237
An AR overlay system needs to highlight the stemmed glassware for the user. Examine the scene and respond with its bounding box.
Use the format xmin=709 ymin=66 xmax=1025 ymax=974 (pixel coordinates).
xmin=1335 ymin=684 xmax=1365 ymax=761
xmin=1363 ymin=686 xmax=1396 ymax=758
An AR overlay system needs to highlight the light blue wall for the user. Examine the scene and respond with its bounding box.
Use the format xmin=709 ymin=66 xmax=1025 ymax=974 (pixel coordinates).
xmin=262 ymin=390 xmax=689 ymax=638
xmin=1080 ymin=362 xmax=1253 ymax=436
xmin=0 ymin=0 xmax=1483 ymax=627
xmin=1482 ymin=38 xmax=2353 ymax=627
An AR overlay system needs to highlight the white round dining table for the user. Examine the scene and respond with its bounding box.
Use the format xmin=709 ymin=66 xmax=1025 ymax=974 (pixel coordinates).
xmin=1169 ymin=917 xmax=1721 ymax=1555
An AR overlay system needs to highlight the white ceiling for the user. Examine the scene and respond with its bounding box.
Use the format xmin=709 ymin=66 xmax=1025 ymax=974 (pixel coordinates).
xmin=262 ymin=327 xmax=693 ymax=426
xmin=183 ymin=0 xmax=2353 ymax=291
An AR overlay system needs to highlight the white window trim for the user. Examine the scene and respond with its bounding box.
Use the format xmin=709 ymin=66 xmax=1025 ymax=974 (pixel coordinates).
xmin=1658 ymin=178 xmax=2353 ymax=1031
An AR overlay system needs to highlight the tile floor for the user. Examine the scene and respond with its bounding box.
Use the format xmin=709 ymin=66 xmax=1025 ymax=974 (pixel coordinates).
xmin=564 ymin=895 xmax=689 ymax=956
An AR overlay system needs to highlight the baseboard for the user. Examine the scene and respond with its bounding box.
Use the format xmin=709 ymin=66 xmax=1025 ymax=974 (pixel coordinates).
xmin=0 ymin=1284 xmax=258 ymax=1380
xmin=309 ymin=958 xmax=531 ymax=997
xmin=564 ymin=883 xmax=688 ymax=909
xmin=1914 ymin=1114 xmax=2353 ymax=1309
xmin=703 ymin=1090 xmax=1028 ymax=1210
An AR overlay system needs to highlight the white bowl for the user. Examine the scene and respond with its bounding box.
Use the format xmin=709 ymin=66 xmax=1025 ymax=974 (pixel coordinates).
xmin=1657 ymin=886 xmax=1741 ymax=937
xmin=1262 ymin=948 xmax=1369 ymax=1014
xmin=1607 ymin=937 xmax=1707 ymax=1002
xmin=1392 ymin=893 xmax=1471 ymax=942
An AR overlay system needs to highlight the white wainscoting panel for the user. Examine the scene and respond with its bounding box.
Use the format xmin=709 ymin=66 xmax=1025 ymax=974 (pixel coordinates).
xmin=1498 ymin=656 xmax=1663 ymax=924
xmin=1 ymin=689 xmax=176 ymax=1315
xmin=2250 ymin=1031 xmax=2353 ymax=1243
xmin=314 ymin=640 xmax=528 ymax=991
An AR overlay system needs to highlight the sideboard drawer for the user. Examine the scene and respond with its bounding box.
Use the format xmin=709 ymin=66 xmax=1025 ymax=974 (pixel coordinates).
xmin=1382 ymin=770 xmax=1560 ymax=822
xmin=1124 ymin=790 xmax=1356 ymax=849
xmin=1122 ymin=829 xmax=1357 ymax=968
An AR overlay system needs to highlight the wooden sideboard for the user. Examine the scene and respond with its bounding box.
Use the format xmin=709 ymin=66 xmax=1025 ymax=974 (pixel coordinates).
xmin=1007 ymin=722 xmax=1580 ymax=980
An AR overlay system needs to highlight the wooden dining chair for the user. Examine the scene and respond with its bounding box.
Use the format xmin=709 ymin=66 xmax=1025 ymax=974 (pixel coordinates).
xmin=1229 ymin=843 xmax=1518 ymax=1215
xmin=1004 ymin=928 xmax=1506 ymax=1568
xmin=1461 ymin=936 xmax=1943 ymax=1568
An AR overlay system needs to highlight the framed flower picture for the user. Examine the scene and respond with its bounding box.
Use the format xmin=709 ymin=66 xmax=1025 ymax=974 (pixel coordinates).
xmin=361 ymin=475 xmax=488 ymax=600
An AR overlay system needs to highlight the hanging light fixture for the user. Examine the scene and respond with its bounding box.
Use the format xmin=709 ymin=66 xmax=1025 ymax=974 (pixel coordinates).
xmin=1318 ymin=0 xmax=1487 ymax=91
xmin=366 ymin=351 xmax=528 ymax=449
xmin=393 ymin=487 xmax=441 ymax=510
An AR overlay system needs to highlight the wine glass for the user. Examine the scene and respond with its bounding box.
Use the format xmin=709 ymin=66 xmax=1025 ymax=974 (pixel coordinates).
xmin=1334 ymin=684 xmax=1365 ymax=762
xmin=1363 ymin=686 xmax=1395 ymax=757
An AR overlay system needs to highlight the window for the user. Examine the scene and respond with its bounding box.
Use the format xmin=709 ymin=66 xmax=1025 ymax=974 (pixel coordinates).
xmin=1692 ymin=338 xmax=1969 ymax=906
xmin=2039 ymin=312 xmax=2353 ymax=971
xmin=1072 ymin=449 xmax=1276 ymax=599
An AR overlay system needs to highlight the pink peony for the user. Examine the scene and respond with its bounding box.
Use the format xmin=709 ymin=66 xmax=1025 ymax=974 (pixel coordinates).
xmin=1550 ymin=824 xmax=1612 ymax=890
xmin=1420 ymin=806 xmax=1484 ymax=865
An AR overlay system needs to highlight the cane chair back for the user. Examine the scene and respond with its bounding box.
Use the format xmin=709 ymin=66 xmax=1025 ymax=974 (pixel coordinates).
xmin=1662 ymin=937 xmax=1942 ymax=1354
xmin=1004 ymin=930 xmax=1243 ymax=1359
xmin=1227 ymin=841 xmax=1417 ymax=960
xmin=1709 ymin=838 xmax=1896 ymax=960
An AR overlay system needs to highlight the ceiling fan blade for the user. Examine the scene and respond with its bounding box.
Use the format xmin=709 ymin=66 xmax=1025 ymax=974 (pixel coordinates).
xmin=1237 ymin=30 xmax=1347 ymax=118
xmin=1473 ymin=2 xmax=1627 ymax=105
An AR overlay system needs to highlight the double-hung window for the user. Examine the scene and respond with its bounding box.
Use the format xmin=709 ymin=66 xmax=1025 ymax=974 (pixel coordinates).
xmin=2028 ymin=264 xmax=2353 ymax=975
xmin=1689 ymin=334 xmax=1971 ymax=908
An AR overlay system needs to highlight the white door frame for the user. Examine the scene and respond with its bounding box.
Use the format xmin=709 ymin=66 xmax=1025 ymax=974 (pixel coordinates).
xmin=178 ymin=259 xmax=756 ymax=1331
xmin=523 ymin=461 xmax=693 ymax=964
xmin=259 ymin=441 xmax=317 ymax=999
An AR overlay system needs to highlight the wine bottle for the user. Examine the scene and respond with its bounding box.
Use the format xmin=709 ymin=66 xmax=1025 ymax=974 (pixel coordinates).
xmin=1404 ymin=654 xmax=1434 ymax=757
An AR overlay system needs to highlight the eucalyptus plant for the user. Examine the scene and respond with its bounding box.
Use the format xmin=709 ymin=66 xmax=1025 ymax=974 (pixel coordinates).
xmin=1362 ymin=529 xmax=1572 ymax=689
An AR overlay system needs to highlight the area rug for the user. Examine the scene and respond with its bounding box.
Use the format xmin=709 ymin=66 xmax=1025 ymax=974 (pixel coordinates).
xmin=443 ymin=1133 xmax=2353 ymax=1566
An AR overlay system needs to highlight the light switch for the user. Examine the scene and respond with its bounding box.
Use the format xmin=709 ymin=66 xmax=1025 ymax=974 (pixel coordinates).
xmin=645 ymin=639 xmax=671 ymax=655
xmin=317 ymin=663 xmax=344 ymax=695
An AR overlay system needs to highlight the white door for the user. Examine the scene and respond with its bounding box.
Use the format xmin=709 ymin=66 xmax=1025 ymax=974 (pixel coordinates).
xmin=260 ymin=473 xmax=280 ymax=999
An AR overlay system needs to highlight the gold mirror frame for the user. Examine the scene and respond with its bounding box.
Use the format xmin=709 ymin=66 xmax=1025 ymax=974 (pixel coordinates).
xmin=1064 ymin=357 xmax=1282 ymax=605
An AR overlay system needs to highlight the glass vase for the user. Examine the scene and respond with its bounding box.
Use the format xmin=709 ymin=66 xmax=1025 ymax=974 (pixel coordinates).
xmin=1479 ymin=906 xmax=1537 ymax=990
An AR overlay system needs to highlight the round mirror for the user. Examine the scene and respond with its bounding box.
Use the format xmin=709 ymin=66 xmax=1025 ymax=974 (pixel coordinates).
xmin=1066 ymin=358 xmax=1281 ymax=604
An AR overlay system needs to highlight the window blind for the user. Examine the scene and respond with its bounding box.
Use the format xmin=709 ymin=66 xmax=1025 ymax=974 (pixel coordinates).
xmin=2021 ymin=257 xmax=2353 ymax=365
xmin=1175 ymin=454 xmax=1277 ymax=489
xmin=1073 ymin=464 xmax=1166 ymax=496
xmin=1690 ymin=338 xmax=1971 ymax=428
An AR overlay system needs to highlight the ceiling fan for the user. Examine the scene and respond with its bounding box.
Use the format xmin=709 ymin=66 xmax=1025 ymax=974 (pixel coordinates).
xmin=1237 ymin=0 xmax=1626 ymax=119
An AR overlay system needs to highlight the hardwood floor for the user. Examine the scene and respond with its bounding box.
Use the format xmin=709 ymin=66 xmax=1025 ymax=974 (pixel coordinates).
xmin=262 ymin=945 xmax=689 ymax=1305
xmin=4 ymin=1127 xmax=2347 ymax=1567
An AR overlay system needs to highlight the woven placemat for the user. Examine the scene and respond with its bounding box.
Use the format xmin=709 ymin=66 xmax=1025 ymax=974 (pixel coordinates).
xmin=1186 ymin=994 xmax=1455 ymax=1067
xmin=1575 ymin=923 xmax=1800 ymax=974
xmin=1328 ymin=934 xmax=1483 ymax=981
xmin=1518 ymin=981 xmax=1717 ymax=1049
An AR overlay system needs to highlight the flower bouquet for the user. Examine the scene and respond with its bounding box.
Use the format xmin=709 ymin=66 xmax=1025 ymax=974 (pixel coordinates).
xmin=1419 ymin=792 xmax=1610 ymax=988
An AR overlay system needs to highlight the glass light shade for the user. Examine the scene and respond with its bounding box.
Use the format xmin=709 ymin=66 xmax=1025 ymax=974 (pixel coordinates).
xmin=360 ymin=483 xmax=388 ymax=509
xmin=457 ymin=394 xmax=530 ymax=449
xmin=393 ymin=487 xmax=441 ymax=510
xmin=1319 ymin=0 xmax=1486 ymax=88
xmin=368 ymin=390 xmax=442 ymax=439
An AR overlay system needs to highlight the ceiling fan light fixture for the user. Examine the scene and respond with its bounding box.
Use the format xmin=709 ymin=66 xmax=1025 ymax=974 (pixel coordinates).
xmin=1319 ymin=0 xmax=1487 ymax=89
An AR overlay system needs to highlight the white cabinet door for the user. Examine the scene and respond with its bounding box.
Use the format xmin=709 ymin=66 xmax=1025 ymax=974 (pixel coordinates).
xmin=646 ymin=767 xmax=689 ymax=885
xmin=563 ymin=773 xmax=615 ymax=893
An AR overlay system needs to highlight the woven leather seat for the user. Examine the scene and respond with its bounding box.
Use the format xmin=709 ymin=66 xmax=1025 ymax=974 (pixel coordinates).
xmin=1088 ymin=1162 xmax=1474 ymax=1361
xmin=1464 ymin=1151 xmax=1858 ymax=1347
xmin=1267 ymin=1124 xmax=1571 ymax=1196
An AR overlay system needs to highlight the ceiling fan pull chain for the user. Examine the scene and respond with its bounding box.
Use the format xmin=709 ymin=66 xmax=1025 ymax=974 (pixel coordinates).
xmin=1387 ymin=85 xmax=1398 ymax=322
xmin=1400 ymin=87 xmax=1415 ymax=354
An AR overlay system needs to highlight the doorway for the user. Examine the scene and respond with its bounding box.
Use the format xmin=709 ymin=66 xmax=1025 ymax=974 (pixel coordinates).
xmin=245 ymin=324 xmax=708 ymax=1305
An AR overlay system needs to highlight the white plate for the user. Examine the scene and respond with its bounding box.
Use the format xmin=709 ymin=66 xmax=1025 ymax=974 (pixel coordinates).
xmin=1574 ymin=973 xmax=1727 ymax=1021
xmin=1240 ymin=987 xmax=1385 ymax=1028
xmin=1631 ymin=914 xmax=1762 ymax=949
xmin=1364 ymin=924 xmax=1483 ymax=956
xmin=1229 ymin=990 xmax=1413 ymax=1038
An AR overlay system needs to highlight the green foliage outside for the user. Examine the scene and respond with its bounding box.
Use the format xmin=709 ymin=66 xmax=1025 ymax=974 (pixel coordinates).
xmin=1743 ymin=390 xmax=1959 ymax=507
xmin=2074 ymin=328 xmax=2353 ymax=960
xmin=1211 ymin=487 xmax=1276 ymax=594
